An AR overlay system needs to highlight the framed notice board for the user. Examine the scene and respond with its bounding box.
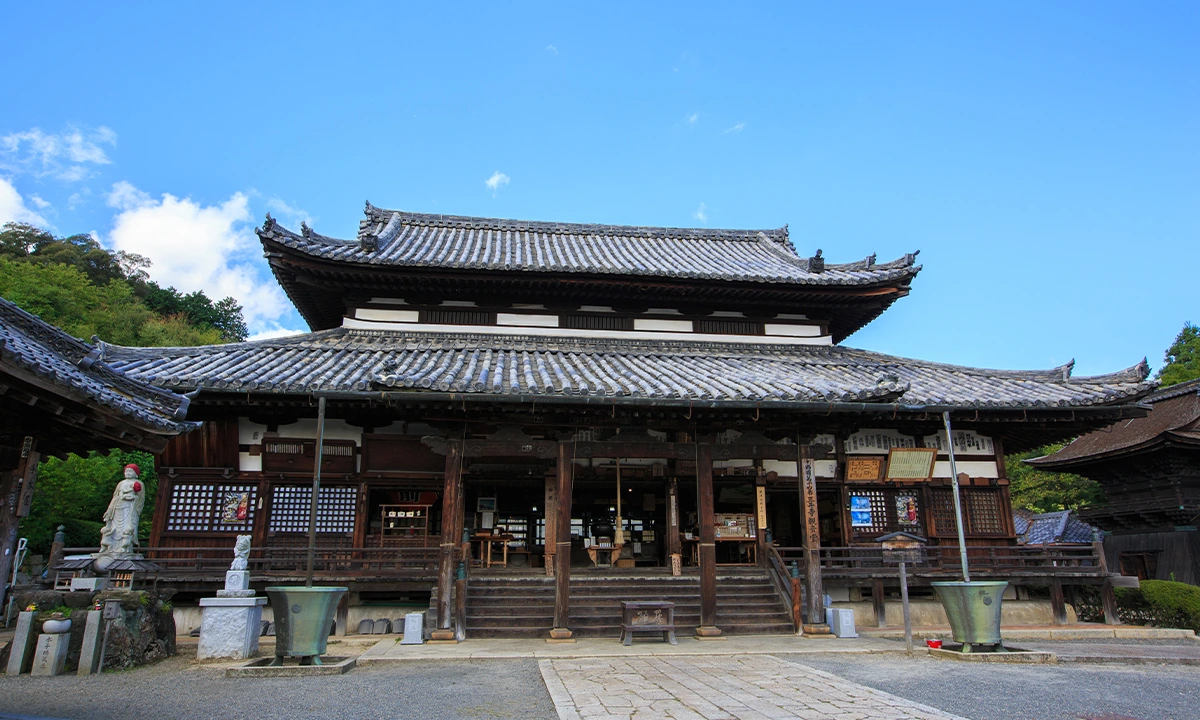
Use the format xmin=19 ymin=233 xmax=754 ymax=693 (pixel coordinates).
xmin=885 ymin=448 xmax=936 ymax=481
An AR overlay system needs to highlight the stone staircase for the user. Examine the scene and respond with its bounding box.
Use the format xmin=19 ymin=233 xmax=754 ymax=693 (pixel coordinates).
xmin=462 ymin=569 xmax=794 ymax=639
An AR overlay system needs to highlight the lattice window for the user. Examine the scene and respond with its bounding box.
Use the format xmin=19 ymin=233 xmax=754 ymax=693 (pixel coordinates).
xmin=166 ymin=483 xmax=258 ymax=532
xmin=848 ymin=490 xmax=889 ymax=536
xmin=264 ymin=440 xmax=304 ymax=456
xmin=269 ymin=485 xmax=357 ymax=534
xmin=929 ymin=488 xmax=957 ymax=537
xmin=696 ymin=319 xmax=762 ymax=335
xmin=421 ymin=309 xmax=492 ymax=325
xmin=563 ymin=314 xmax=634 ymax=331
xmin=929 ymin=487 xmax=1006 ymax=536
xmin=963 ymin=488 xmax=1004 ymax=535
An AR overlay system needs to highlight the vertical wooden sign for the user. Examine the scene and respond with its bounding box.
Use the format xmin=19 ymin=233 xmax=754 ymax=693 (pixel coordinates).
xmin=755 ymin=485 xmax=768 ymax=530
xmin=16 ymin=438 xmax=39 ymax=517
xmin=800 ymin=458 xmax=819 ymax=549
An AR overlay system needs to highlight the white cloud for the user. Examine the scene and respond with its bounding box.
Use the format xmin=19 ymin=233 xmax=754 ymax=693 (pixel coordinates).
xmin=265 ymin=197 xmax=313 ymax=228
xmin=67 ymin=188 xmax=92 ymax=211
xmin=693 ymin=202 xmax=708 ymax=223
xmin=247 ymin=327 xmax=305 ymax=342
xmin=1 ymin=125 xmax=116 ymax=181
xmin=105 ymin=182 xmax=293 ymax=335
xmin=722 ymin=121 xmax=747 ymax=134
xmin=485 ymin=171 xmax=510 ymax=197
xmin=29 ymin=194 xmax=50 ymax=209
xmin=0 ymin=177 xmax=49 ymax=227
xmin=545 ymin=44 xmax=558 ymax=55
xmin=685 ymin=113 xmax=699 ymax=125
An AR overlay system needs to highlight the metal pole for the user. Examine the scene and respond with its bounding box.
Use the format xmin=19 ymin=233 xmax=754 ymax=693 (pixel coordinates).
xmin=899 ymin=560 xmax=913 ymax=654
xmin=306 ymin=397 xmax=327 ymax=588
xmin=942 ymin=411 xmax=970 ymax=583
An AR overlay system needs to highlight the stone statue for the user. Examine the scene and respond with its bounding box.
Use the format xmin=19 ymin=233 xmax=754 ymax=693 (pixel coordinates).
xmin=230 ymin=535 xmax=251 ymax=571
xmin=97 ymin=464 xmax=146 ymax=559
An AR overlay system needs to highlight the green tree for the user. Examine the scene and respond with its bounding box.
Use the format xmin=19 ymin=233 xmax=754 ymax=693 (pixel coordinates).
xmin=1158 ymin=322 xmax=1200 ymax=388
xmin=1008 ymin=442 xmax=1106 ymax=513
xmin=21 ymin=450 xmax=158 ymax=555
xmin=142 ymin=283 xmax=248 ymax=342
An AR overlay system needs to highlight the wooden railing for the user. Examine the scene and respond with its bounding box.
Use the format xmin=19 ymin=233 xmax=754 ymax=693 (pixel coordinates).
xmin=763 ymin=544 xmax=799 ymax=631
xmin=62 ymin=546 xmax=441 ymax=581
xmin=769 ymin=544 xmax=1107 ymax=581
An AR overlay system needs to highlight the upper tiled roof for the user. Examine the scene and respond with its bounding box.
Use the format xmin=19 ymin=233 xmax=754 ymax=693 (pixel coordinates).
xmin=103 ymin=327 xmax=1154 ymax=409
xmin=257 ymin=203 xmax=921 ymax=287
xmin=0 ymin=297 xmax=198 ymax=434
xmin=1029 ymin=378 xmax=1199 ymax=468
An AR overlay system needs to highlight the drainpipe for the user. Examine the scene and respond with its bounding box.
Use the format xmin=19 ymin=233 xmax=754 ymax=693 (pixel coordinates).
xmin=942 ymin=411 xmax=970 ymax=583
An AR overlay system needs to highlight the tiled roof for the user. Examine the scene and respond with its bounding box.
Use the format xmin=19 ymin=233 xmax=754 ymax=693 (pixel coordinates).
xmin=1028 ymin=378 xmax=1199 ymax=468
xmin=256 ymin=204 xmax=921 ymax=287
xmin=0 ymin=297 xmax=198 ymax=434
xmin=1014 ymin=509 xmax=1098 ymax=544
xmin=104 ymin=327 xmax=1154 ymax=409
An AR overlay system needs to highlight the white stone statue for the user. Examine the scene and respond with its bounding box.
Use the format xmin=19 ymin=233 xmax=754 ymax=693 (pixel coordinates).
xmin=97 ymin=464 xmax=146 ymax=558
xmin=230 ymin=535 xmax=251 ymax=571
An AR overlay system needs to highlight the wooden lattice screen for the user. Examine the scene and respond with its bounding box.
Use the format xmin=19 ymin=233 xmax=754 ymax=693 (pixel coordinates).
xmin=166 ymin=483 xmax=258 ymax=533
xmin=268 ymin=485 xmax=357 ymax=534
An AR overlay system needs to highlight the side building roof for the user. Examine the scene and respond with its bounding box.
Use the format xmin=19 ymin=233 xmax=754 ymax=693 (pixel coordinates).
xmin=1028 ymin=377 xmax=1200 ymax=469
xmin=0 ymin=297 xmax=198 ymax=455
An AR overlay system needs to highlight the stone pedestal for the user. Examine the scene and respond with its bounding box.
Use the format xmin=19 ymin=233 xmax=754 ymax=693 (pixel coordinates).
xmin=400 ymin=612 xmax=425 ymax=645
xmin=78 ymin=610 xmax=104 ymax=675
xmin=198 ymin=597 xmax=267 ymax=660
xmin=30 ymin=632 xmax=70 ymax=676
xmin=5 ymin=611 xmax=37 ymax=675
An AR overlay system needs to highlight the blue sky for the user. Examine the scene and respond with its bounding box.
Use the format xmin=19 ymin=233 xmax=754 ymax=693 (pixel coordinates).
xmin=1 ymin=3 xmax=1195 ymax=376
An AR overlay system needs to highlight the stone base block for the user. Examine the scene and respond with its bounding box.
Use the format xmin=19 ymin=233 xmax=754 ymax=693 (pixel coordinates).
xmin=197 ymin=596 xmax=267 ymax=660
xmin=6 ymin=612 xmax=37 ymax=675
xmin=78 ymin=610 xmax=104 ymax=675
xmin=30 ymin=633 xmax=70 ymax=676
xmin=226 ymin=656 xmax=355 ymax=678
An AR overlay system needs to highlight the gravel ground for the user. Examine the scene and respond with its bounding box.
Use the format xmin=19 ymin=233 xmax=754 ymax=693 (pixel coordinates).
xmin=0 ymin=655 xmax=556 ymax=720
xmin=784 ymin=652 xmax=1200 ymax=720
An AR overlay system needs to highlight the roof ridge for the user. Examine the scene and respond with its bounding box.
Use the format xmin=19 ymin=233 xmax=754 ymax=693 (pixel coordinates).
xmin=1146 ymin=377 xmax=1200 ymax=402
xmin=361 ymin=205 xmax=790 ymax=243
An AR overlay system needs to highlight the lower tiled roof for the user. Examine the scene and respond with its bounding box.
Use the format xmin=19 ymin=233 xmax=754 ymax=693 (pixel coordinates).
xmin=104 ymin=328 xmax=1154 ymax=409
xmin=0 ymin=297 xmax=197 ymax=434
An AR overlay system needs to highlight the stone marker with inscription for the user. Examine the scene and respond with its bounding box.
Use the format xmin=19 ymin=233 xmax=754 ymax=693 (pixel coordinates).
xmin=401 ymin=611 xmax=425 ymax=645
xmin=30 ymin=619 xmax=71 ymax=676
xmin=197 ymin=535 xmax=267 ymax=660
xmin=77 ymin=609 xmax=104 ymax=675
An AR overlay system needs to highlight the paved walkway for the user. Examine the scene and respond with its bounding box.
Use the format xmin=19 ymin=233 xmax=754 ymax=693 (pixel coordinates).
xmin=539 ymin=654 xmax=966 ymax=720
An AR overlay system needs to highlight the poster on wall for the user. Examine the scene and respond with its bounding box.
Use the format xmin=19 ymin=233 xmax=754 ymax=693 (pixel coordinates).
xmin=850 ymin=495 xmax=873 ymax=527
xmin=221 ymin=490 xmax=250 ymax=523
xmin=896 ymin=494 xmax=919 ymax=526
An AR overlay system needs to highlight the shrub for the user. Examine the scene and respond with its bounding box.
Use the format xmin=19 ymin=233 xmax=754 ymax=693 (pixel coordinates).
xmin=1114 ymin=580 xmax=1200 ymax=632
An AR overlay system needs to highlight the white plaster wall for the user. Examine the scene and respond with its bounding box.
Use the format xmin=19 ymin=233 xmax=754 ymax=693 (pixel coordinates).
xmin=496 ymin=313 xmax=559 ymax=327
xmin=355 ymin=308 xmax=419 ymax=322
xmin=933 ymin=460 xmax=999 ymax=479
xmin=762 ymin=459 xmax=837 ymax=478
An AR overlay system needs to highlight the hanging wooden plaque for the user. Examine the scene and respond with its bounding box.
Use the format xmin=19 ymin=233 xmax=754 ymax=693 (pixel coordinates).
xmin=885 ymin=448 xmax=937 ymax=481
xmin=845 ymin=457 xmax=884 ymax=482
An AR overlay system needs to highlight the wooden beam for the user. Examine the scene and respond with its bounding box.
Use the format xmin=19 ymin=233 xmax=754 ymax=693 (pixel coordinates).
xmin=0 ymin=436 xmax=36 ymax=614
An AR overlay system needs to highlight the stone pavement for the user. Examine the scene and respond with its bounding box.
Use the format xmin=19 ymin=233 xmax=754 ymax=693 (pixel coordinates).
xmin=539 ymin=654 xmax=967 ymax=720
xmin=358 ymin=634 xmax=904 ymax=663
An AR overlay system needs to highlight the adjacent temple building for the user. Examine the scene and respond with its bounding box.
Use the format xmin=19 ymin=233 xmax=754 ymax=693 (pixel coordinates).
xmin=101 ymin=204 xmax=1154 ymax=637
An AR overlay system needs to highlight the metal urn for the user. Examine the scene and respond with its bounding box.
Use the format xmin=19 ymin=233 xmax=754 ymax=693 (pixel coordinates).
xmin=264 ymin=586 xmax=347 ymax=665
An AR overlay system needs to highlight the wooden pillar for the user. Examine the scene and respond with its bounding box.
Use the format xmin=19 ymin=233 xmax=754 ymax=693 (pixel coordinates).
xmin=873 ymin=578 xmax=888 ymax=628
xmin=432 ymin=439 xmax=462 ymax=641
xmin=550 ymin=442 xmax=575 ymax=640
xmin=544 ymin=473 xmax=558 ymax=577
xmin=799 ymin=454 xmax=830 ymax=633
xmin=667 ymin=477 xmax=681 ymax=575
xmin=0 ymin=437 xmax=37 ymax=614
xmin=1050 ymin=580 xmax=1068 ymax=625
xmin=695 ymin=443 xmax=722 ymax=637
xmin=1100 ymin=578 xmax=1122 ymax=626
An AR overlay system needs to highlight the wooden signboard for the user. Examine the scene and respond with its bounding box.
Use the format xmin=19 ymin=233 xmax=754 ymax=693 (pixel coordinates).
xmin=885 ymin=448 xmax=936 ymax=481
xmin=755 ymin=486 xmax=768 ymax=530
xmin=845 ymin=457 xmax=884 ymax=482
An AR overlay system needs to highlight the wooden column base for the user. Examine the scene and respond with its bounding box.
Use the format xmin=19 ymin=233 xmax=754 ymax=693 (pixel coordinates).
xmin=428 ymin=629 xmax=458 ymax=644
xmin=547 ymin=628 xmax=575 ymax=643
xmin=801 ymin=623 xmax=833 ymax=637
xmin=694 ymin=626 xmax=725 ymax=640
